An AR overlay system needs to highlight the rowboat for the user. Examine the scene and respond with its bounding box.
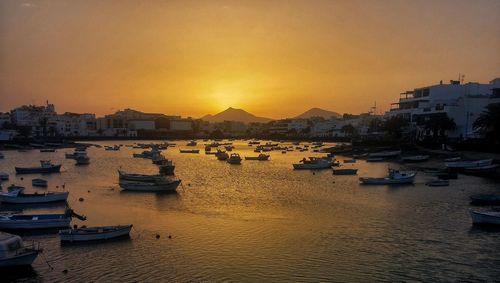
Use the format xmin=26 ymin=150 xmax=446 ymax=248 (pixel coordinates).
xmin=445 ymin=159 xmax=492 ymax=169
xmin=245 ymin=154 xmax=270 ymax=161
xmin=469 ymin=194 xmax=500 ymax=206
xmin=179 ymin=149 xmax=199 ymax=154
xmin=31 ymin=178 xmax=48 ymax=187
xmin=401 ymin=155 xmax=429 ymax=162
xmin=359 ymin=169 xmax=416 ymax=185
xmin=59 ymin=225 xmax=133 ymax=242
xmin=470 ymin=211 xmax=500 ymax=226
xmin=0 ymin=214 xmax=71 ymax=229
xmin=293 ymin=157 xmax=333 ymax=170
xmin=463 ymin=164 xmax=499 ymax=174
xmin=333 ymin=168 xmax=358 ymax=175
xmin=425 ymin=180 xmax=450 ymax=187
xmin=119 ymin=179 xmax=181 ymax=192
xmin=368 ymin=150 xmax=401 ymax=158
xmin=227 ymin=153 xmax=242 ymax=164
xmin=0 ymin=232 xmax=41 ymax=267
xmin=0 ymin=186 xmax=68 ymax=204
xmin=15 ymin=160 xmax=61 ymax=174
xmin=0 ymin=172 xmax=8 ymax=181
xmin=75 ymin=155 xmax=90 ymax=165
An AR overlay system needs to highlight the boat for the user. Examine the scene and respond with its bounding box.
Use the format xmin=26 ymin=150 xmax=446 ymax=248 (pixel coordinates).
xmin=59 ymin=224 xmax=133 ymax=242
xmin=245 ymin=154 xmax=270 ymax=161
xmin=0 ymin=186 xmax=68 ymax=204
xmin=444 ymin=156 xmax=461 ymax=162
xmin=40 ymin=148 xmax=56 ymax=153
xmin=227 ymin=153 xmax=242 ymax=164
xmin=368 ymin=150 xmax=401 ymax=158
xmin=179 ymin=149 xmax=199 ymax=154
xmin=15 ymin=160 xmax=61 ymax=174
xmin=0 ymin=152 xmax=4 ymax=159
xmin=359 ymin=169 xmax=416 ymax=185
xmin=248 ymin=140 xmax=261 ymax=145
xmin=470 ymin=194 xmax=500 ymax=206
xmin=75 ymin=155 xmax=90 ymax=165
xmin=216 ymin=150 xmax=229 ymax=161
xmin=470 ymin=210 xmax=500 ymax=226
xmin=293 ymin=157 xmax=333 ymax=170
xmin=104 ymin=145 xmax=120 ymax=151
xmin=31 ymin=178 xmax=48 ymax=187
xmin=425 ymin=180 xmax=450 ymax=187
xmin=65 ymin=150 xmax=87 ymax=159
xmin=119 ymin=179 xmax=181 ymax=192
xmin=0 ymin=214 xmax=71 ymax=229
xmin=463 ymin=164 xmax=499 ymax=174
xmin=224 ymin=145 xmax=234 ymax=151
xmin=0 ymin=172 xmax=8 ymax=181
xmin=333 ymin=168 xmax=358 ymax=175
xmin=133 ymin=148 xmax=161 ymax=159
xmin=186 ymin=140 xmax=197 ymax=146
xmin=445 ymin=159 xmax=492 ymax=169
xmin=343 ymin=159 xmax=356 ymax=163
xmin=158 ymin=161 xmax=175 ymax=175
xmin=118 ymin=170 xmax=168 ymax=182
xmin=401 ymin=155 xmax=430 ymax=162
xmin=366 ymin=157 xmax=385 ymax=162
xmin=0 ymin=232 xmax=41 ymax=267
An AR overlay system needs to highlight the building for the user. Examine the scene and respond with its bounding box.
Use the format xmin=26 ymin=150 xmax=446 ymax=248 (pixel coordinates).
xmin=170 ymin=119 xmax=193 ymax=132
xmin=0 ymin=112 xmax=11 ymax=128
xmin=128 ymin=120 xmax=156 ymax=131
xmin=10 ymin=102 xmax=57 ymax=136
xmin=96 ymin=109 xmax=178 ymax=136
xmin=47 ymin=113 xmax=96 ymax=136
xmin=386 ymin=77 xmax=500 ymax=139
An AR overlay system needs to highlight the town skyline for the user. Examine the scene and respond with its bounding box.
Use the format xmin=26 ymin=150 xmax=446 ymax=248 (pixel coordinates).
xmin=1 ymin=0 xmax=499 ymax=118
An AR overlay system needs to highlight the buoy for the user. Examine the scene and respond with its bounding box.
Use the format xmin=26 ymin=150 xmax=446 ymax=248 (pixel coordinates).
xmin=56 ymin=186 xmax=59 ymax=188
xmin=20 ymin=177 xmax=24 ymax=180
xmin=88 ymin=190 xmax=90 ymax=193
xmin=63 ymin=269 xmax=68 ymax=274
xmin=73 ymin=224 xmax=78 ymax=229
xmin=312 ymin=172 xmax=315 ymax=175
xmin=156 ymin=234 xmax=160 ymax=239
xmin=79 ymin=197 xmax=84 ymax=202
xmin=168 ymin=235 xmax=172 ymax=239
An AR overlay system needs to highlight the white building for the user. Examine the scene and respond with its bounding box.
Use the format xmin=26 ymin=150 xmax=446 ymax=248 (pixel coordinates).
xmin=386 ymin=78 xmax=500 ymax=139
xmin=170 ymin=119 xmax=193 ymax=131
xmin=10 ymin=102 xmax=57 ymax=136
xmin=48 ymin=113 xmax=96 ymax=136
xmin=128 ymin=120 xmax=156 ymax=131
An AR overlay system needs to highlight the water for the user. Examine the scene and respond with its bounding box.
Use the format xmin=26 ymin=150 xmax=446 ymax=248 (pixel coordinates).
xmin=1 ymin=141 xmax=499 ymax=282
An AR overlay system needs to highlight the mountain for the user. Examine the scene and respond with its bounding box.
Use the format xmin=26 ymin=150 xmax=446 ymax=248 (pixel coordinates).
xmin=294 ymin=107 xmax=341 ymax=119
xmin=201 ymin=107 xmax=273 ymax=124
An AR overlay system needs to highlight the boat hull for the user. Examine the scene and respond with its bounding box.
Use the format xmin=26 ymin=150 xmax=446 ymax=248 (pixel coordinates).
xmin=0 ymin=192 xmax=68 ymax=204
xmin=15 ymin=165 xmax=61 ymax=174
xmin=470 ymin=211 xmax=500 ymax=226
xmin=0 ymin=215 xmax=71 ymax=229
xmin=120 ymin=180 xmax=181 ymax=192
xmin=0 ymin=250 xmax=39 ymax=267
xmin=59 ymin=225 xmax=132 ymax=242
xmin=333 ymin=169 xmax=358 ymax=175
xmin=359 ymin=176 xmax=415 ymax=185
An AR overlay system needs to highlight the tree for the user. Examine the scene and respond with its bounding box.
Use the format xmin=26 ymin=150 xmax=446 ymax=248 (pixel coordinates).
xmin=473 ymin=102 xmax=500 ymax=143
xmin=416 ymin=114 xmax=456 ymax=139
xmin=368 ymin=118 xmax=384 ymax=133
xmin=383 ymin=116 xmax=408 ymax=139
xmin=341 ymin=124 xmax=356 ymax=137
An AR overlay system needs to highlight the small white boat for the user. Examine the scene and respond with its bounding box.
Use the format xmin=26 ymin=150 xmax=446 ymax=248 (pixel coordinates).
xmin=118 ymin=170 xmax=166 ymax=182
xmin=31 ymin=178 xmax=48 ymax=187
xmin=119 ymin=179 xmax=181 ymax=192
xmin=359 ymin=169 xmax=416 ymax=185
xmin=293 ymin=157 xmax=333 ymax=170
xmin=0 ymin=232 xmax=41 ymax=267
xmin=333 ymin=168 xmax=358 ymax=175
xmin=0 ymin=172 xmax=8 ymax=181
xmin=227 ymin=153 xmax=242 ymax=164
xmin=368 ymin=150 xmax=401 ymax=158
xmin=216 ymin=150 xmax=229 ymax=161
xmin=179 ymin=149 xmax=200 ymax=154
xmin=0 ymin=214 xmax=71 ymax=229
xmin=245 ymin=154 xmax=270 ymax=161
xmin=15 ymin=160 xmax=61 ymax=174
xmin=425 ymin=180 xmax=450 ymax=187
xmin=0 ymin=186 xmax=68 ymax=204
xmin=59 ymin=224 xmax=133 ymax=242
xmin=445 ymin=159 xmax=492 ymax=169
xmin=470 ymin=211 xmax=500 ymax=226
xmin=401 ymin=155 xmax=430 ymax=162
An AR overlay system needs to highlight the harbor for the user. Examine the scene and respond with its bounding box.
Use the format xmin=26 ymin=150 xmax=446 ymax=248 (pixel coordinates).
xmin=1 ymin=140 xmax=499 ymax=282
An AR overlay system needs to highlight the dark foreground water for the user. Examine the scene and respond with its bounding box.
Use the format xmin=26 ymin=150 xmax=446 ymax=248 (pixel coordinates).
xmin=1 ymin=140 xmax=499 ymax=282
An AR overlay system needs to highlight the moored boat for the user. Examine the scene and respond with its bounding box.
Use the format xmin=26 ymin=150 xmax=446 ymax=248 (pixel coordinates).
xmin=445 ymin=159 xmax=492 ymax=169
xmin=15 ymin=160 xmax=61 ymax=174
xmin=245 ymin=154 xmax=270 ymax=161
xmin=40 ymin=148 xmax=56 ymax=153
xmin=293 ymin=157 xmax=333 ymax=170
xmin=0 ymin=186 xmax=68 ymax=204
xmin=401 ymin=155 xmax=430 ymax=162
xmin=425 ymin=180 xmax=450 ymax=187
xmin=59 ymin=224 xmax=133 ymax=242
xmin=470 ymin=194 xmax=500 ymax=206
xmin=0 ymin=232 xmax=41 ymax=267
xmin=463 ymin=164 xmax=499 ymax=174
xmin=0 ymin=172 xmax=8 ymax=181
xmin=0 ymin=214 xmax=72 ymax=229
xmin=359 ymin=169 xmax=416 ymax=185
xmin=368 ymin=150 xmax=401 ymax=158
xmin=227 ymin=153 xmax=242 ymax=164
xmin=119 ymin=179 xmax=181 ymax=192
xmin=118 ymin=170 xmax=167 ymax=182
xmin=31 ymin=178 xmax=48 ymax=187
xmin=470 ymin=210 xmax=500 ymax=226
xmin=75 ymin=155 xmax=90 ymax=165
xmin=179 ymin=149 xmax=200 ymax=154
xmin=186 ymin=140 xmax=197 ymax=146
xmin=216 ymin=150 xmax=229 ymax=161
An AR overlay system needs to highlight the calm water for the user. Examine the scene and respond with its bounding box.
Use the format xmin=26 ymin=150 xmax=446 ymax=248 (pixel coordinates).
xmin=1 ymin=140 xmax=499 ymax=282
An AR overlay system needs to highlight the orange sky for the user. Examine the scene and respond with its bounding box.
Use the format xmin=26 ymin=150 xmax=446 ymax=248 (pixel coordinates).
xmin=0 ymin=0 xmax=499 ymax=118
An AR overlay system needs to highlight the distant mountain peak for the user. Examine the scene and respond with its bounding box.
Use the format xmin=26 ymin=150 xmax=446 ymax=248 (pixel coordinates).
xmin=200 ymin=107 xmax=273 ymax=124
xmin=295 ymin=107 xmax=341 ymax=119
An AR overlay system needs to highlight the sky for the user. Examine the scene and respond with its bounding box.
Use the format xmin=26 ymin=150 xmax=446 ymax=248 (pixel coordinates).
xmin=0 ymin=0 xmax=499 ymax=119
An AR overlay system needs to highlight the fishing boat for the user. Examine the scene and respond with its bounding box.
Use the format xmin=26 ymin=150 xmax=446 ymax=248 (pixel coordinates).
xmin=179 ymin=149 xmax=199 ymax=154
xmin=401 ymin=155 xmax=430 ymax=162
xmin=15 ymin=160 xmax=61 ymax=174
xmin=40 ymin=148 xmax=56 ymax=153
xmin=0 ymin=172 xmax=8 ymax=181
xmin=186 ymin=140 xmax=197 ymax=146
xmin=425 ymin=180 xmax=450 ymax=187
xmin=0 ymin=232 xmax=41 ymax=267
xmin=445 ymin=159 xmax=492 ymax=169
xmin=470 ymin=211 xmax=500 ymax=226
xmin=0 ymin=214 xmax=72 ymax=229
xmin=359 ymin=169 xmax=416 ymax=185
xmin=75 ymin=155 xmax=90 ymax=165
xmin=59 ymin=224 xmax=133 ymax=242
xmin=119 ymin=179 xmax=181 ymax=192
xmin=31 ymin=178 xmax=48 ymax=187
xmin=0 ymin=186 xmax=68 ymax=204
xmin=133 ymin=148 xmax=160 ymax=159
xmin=65 ymin=150 xmax=87 ymax=159
xmin=368 ymin=150 xmax=401 ymax=158
xmin=293 ymin=157 xmax=333 ymax=170
xmin=333 ymin=168 xmax=358 ymax=175
xmin=118 ymin=170 xmax=167 ymax=182
xmin=104 ymin=145 xmax=120 ymax=151
xmin=227 ymin=153 xmax=242 ymax=164
xmin=245 ymin=154 xmax=270 ymax=161
xmin=158 ymin=161 xmax=175 ymax=175
xmin=469 ymin=194 xmax=500 ymax=206
xmin=216 ymin=150 xmax=229 ymax=161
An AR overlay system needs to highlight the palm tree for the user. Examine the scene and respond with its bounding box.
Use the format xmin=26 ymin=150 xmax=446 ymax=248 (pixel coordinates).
xmin=341 ymin=124 xmax=356 ymax=137
xmin=416 ymin=114 xmax=456 ymax=139
xmin=473 ymin=103 xmax=500 ymax=143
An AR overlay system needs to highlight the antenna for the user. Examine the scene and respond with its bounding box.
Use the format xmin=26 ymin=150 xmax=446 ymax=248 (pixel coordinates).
xmin=461 ymin=74 xmax=465 ymax=84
